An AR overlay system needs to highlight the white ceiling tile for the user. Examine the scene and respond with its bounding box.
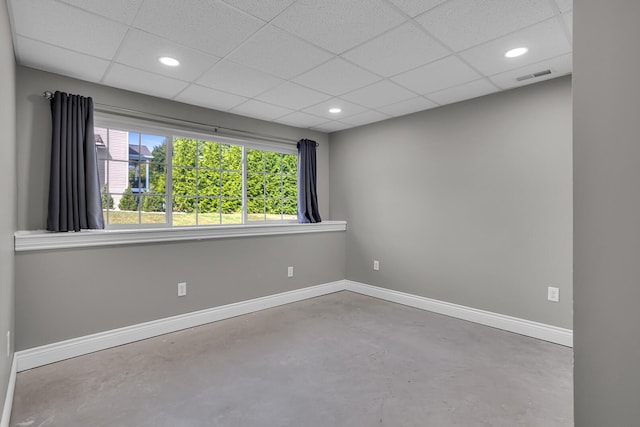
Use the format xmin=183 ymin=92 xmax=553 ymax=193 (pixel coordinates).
xmin=293 ymin=58 xmax=380 ymax=96
xmin=489 ymin=53 xmax=572 ymax=90
xmin=116 ymin=30 xmax=219 ymax=82
xmin=196 ymin=61 xmax=283 ymax=98
xmin=340 ymin=110 xmax=392 ymax=126
xmin=459 ymin=18 xmax=571 ymax=76
xmin=274 ymin=112 xmax=328 ymax=128
xmin=311 ymin=121 xmax=352 ymax=133
xmin=230 ymin=100 xmax=294 ymax=121
xmin=377 ymin=96 xmax=438 ymax=117
xmin=303 ymin=98 xmax=368 ymax=120
xmin=11 ymin=0 xmax=127 ymax=59
xmin=272 ymin=0 xmax=405 ymax=54
xmin=133 ymin=0 xmax=264 ymax=57
xmin=58 ymin=0 xmax=143 ymax=25
xmin=174 ymin=85 xmax=248 ymax=112
xmin=342 ymin=22 xmax=450 ymax=77
xmin=226 ymin=26 xmax=333 ymax=79
xmin=392 ymin=56 xmax=480 ymax=94
xmin=555 ymin=0 xmax=573 ymax=13
xmin=16 ymin=36 xmax=109 ymax=83
xmin=256 ymin=82 xmax=332 ymax=110
xmin=417 ymin=0 xmax=555 ymax=51
xmin=103 ymin=64 xmax=189 ymax=98
xmin=386 ymin=0 xmax=448 ymax=17
xmin=563 ymin=12 xmax=573 ymax=39
xmin=342 ymin=80 xmax=417 ymax=109
xmin=426 ymin=79 xmax=499 ymax=105
xmin=221 ymin=0 xmax=296 ymax=21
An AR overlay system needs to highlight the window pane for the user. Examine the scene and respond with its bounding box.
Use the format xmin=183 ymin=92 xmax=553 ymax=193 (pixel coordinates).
xmin=282 ymin=153 xmax=297 ymax=175
xmin=197 ymin=198 xmax=221 ymax=225
xmin=221 ymin=199 xmax=242 ymax=224
xmin=265 ymin=151 xmax=280 ymax=173
xmin=221 ymin=172 xmax=242 ymax=198
xmin=106 ymin=160 xmax=129 ymax=196
xmin=265 ymin=198 xmax=281 ymax=216
xmin=173 ymin=138 xmax=197 ymax=167
xmin=173 ymin=195 xmax=196 ymax=214
xmin=199 ymin=140 xmax=221 ymax=169
xmin=246 ymin=172 xmax=264 ymax=198
xmin=148 ymin=161 xmax=166 ymax=196
xmin=172 ymin=167 xmax=197 ymax=196
xmin=198 ymin=170 xmax=221 ymax=197
xmin=141 ymin=194 xmax=166 ymax=213
xmin=282 ymin=175 xmax=297 ymax=198
xmin=247 ymin=198 xmax=265 ymax=221
xmin=108 ymin=129 xmax=130 ymax=162
xmin=221 ymin=144 xmax=242 ymax=171
xmin=265 ymin=174 xmax=281 ymax=198
xmin=139 ymin=195 xmax=167 ymax=224
xmin=282 ymin=199 xmax=297 ymax=217
xmin=246 ymin=149 xmax=264 ymax=173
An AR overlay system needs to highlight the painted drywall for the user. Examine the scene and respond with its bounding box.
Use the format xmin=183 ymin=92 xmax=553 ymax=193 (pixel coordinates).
xmin=15 ymin=66 xmax=330 ymax=230
xmin=330 ymin=76 xmax=572 ymax=329
xmin=573 ymin=1 xmax=640 ymax=425
xmin=14 ymin=67 xmax=344 ymax=350
xmin=15 ymin=232 xmax=345 ymax=350
xmin=0 ymin=0 xmax=16 ymax=411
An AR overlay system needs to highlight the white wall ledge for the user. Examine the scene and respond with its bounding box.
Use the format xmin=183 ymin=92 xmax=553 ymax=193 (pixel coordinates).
xmin=14 ymin=221 xmax=347 ymax=252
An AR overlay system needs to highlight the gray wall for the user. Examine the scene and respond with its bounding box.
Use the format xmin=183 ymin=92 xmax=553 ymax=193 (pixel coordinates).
xmin=0 ymin=0 xmax=16 ymax=411
xmin=16 ymin=66 xmax=331 ymax=230
xmin=15 ymin=233 xmax=345 ymax=350
xmin=573 ymin=1 xmax=640 ymax=425
xmin=330 ymin=76 xmax=572 ymax=329
xmin=14 ymin=67 xmax=345 ymax=350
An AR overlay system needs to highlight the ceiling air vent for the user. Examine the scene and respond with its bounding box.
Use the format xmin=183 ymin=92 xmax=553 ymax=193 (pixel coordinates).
xmin=516 ymin=69 xmax=552 ymax=82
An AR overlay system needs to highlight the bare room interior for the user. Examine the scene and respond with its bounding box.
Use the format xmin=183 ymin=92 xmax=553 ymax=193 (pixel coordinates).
xmin=1 ymin=1 xmax=639 ymax=426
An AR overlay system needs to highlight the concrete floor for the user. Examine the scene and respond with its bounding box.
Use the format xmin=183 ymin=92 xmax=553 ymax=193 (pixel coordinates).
xmin=10 ymin=291 xmax=573 ymax=426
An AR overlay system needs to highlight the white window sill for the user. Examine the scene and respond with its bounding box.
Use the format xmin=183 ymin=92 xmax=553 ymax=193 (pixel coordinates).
xmin=14 ymin=221 xmax=347 ymax=252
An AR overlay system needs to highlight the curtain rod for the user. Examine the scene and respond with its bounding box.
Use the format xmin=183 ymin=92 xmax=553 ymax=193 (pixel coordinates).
xmin=42 ymin=91 xmax=318 ymax=147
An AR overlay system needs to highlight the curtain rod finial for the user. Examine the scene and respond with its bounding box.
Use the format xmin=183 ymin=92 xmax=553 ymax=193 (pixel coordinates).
xmin=43 ymin=91 xmax=54 ymax=100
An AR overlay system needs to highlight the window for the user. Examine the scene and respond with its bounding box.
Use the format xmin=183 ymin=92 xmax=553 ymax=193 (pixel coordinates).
xmin=95 ymin=119 xmax=297 ymax=228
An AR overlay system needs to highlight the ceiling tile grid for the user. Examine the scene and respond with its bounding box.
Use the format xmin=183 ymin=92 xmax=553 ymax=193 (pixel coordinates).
xmin=271 ymin=0 xmax=406 ymax=54
xmin=115 ymin=30 xmax=220 ymax=82
xmin=293 ymin=58 xmax=381 ymax=97
xmin=174 ymin=84 xmax=248 ymax=112
xmin=415 ymin=0 xmax=556 ymax=52
xmin=459 ymin=18 xmax=571 ymax=76
xmin=196 ymin=60 xmax=284 ymax=98
xmin=341 ymin=22 xmax=451 ymax=78
xmin=8 ymin=0 xmax=573 ymax=132
xmin=391 ymin=56 xmax=481 ymax=95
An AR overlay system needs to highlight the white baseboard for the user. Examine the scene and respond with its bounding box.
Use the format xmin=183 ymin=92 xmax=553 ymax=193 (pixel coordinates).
xmin=14 ymin=279 xmax=572 ymax=374
xmin=344 ymin=280 xmax=573 ymax=347
xmin=15 ymin=281 xmax=344 ymax=372
xmin=0 ymin=356 xmax=16 ymax=427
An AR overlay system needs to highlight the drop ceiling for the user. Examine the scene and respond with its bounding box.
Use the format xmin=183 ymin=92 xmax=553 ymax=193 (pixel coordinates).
xmin=7 ymin=0 xmax=573 ymax=132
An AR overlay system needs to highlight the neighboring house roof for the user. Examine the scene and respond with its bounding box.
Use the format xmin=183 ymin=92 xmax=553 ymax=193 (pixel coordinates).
xmin=95 ymin=134 xmax=105 ymax=146
xmin=129 ymin=144 xmax=153 ymax=160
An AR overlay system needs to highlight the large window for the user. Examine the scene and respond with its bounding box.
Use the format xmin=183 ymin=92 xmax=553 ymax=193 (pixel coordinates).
xmin=96 ymin=119 xmax=297 ymax=228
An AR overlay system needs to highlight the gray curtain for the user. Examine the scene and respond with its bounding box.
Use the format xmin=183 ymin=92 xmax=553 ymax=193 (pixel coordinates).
xmin=297 ymin=139 xmax=321 ymax=223
xmin=47 ymin=91 xmax=104 ymax=232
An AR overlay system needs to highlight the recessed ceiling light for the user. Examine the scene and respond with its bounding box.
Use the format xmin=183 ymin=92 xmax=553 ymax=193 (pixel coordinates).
xmin=159 ymin=56 xmax=180 ymax=67
xmin=329 ymin=108 xmax=342 ymax=114
xmin=504 ymin=47 xmax=528 ymax=58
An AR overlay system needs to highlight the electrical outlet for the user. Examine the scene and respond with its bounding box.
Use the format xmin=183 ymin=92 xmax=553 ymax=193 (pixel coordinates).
xmin=178 ymin=282 xmax=187 ymax=297
xmin=547 ymin=286 xmax=559 ymax=302
xmin=6 ymin=331 xmax=10 ymax=357
xmin=287 ymin=266 xmax=294 ymax=278
xmin=373 ymin=260 xmax=380 ymax=271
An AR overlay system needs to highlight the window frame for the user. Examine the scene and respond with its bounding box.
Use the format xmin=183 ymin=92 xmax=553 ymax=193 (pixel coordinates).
xmin=95 ymin=113 xmax=298 ymax=230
